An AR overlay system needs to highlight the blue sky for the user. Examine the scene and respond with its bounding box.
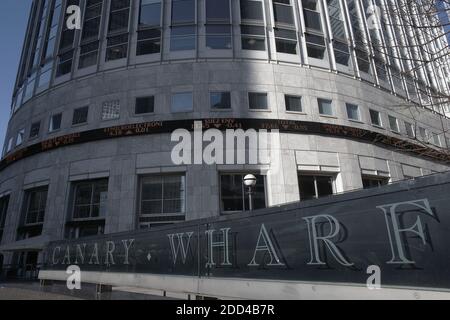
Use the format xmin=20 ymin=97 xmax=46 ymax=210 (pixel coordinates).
xmin=0 ymin=1 xmax=31 ymax=146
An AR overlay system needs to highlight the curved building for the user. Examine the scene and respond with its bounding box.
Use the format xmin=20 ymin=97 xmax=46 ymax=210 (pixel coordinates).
xmin=0 ymin=0 xmax=449 ymax=277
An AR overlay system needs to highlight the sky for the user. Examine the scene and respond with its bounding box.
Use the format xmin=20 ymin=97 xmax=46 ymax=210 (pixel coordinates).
xmin=0 ymin=1 xmax=31 ymax=146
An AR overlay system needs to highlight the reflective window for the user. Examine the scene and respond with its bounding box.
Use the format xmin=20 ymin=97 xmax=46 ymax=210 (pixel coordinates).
xmin=172 ymin=92 xmax=193 ymax=112
xmin=106 ymin=33 xmax=129 ymax=61
xmin=170 ymin=26 xmax=196 ymax=51
xmin=220 ymin=173 xmax=266 ymax=212
xmin=333 ymin=40 xmax=350 ymax=66
xmin=79 ymin=41 xmax=100 ymax=68
xmin=298 ymin=174 xmax=334 ymax=200
xmin=206 ymin=25 xmax=232 ymax=49
xmin=49 ymin=113 xmax=62 ymax=132
xmin=172 ymin=0 xmax=195 ymax=24
xmin=137 ymin=0 xmax=161 ymax=55
xmin=419 ymin=127 xmax=428 ymax=142
xmin=82 ymin=0 xmax=103 ymax=40
xmin=285 ymin=95 xmax=302 ymax=112
xmin=102 ymin=100 xmax=120 ymax=120
xmin=240 ymin=0 xmax=264 ymax=21
xmin=302 ymin=0 xmax=322 ymax=32
xmin=249 ymin=92 xmax=268 ymax=110
xmin=305 ymin=33 xmax=326 ymax=59
xmin=318 ymin=98 xmax=333 ymax=115
xmin=210 ymin=92 xmax=231 ymax=109
xmin=29 ymin=121 xmax=41 ymax=139
xmin=135 ymin=96 xmax=155 ymax=114
xmin=137 ymin=29 xmax=161 ymax=55
xmin=369 ymin=109 xmax=382 ymax=127
xmin=72 ymin=179 xmax=108 ymax=220
xmin=23 ymin=187 xmax=48 ymax=226
xmin=275 ymin=28 xmax=297 ymax=54
xmin=139 ymin=0 xmax=161 ymax=27
xmin=206 ymin=0 xmax=230 ymax=22
xmin=108 ymin=0 xmax=130 ymax=32
xmin=362 ymin=176 xmax=389 ymax=189
xmin=388 ymin=115 xmax=399 ymax=132
xmin=241 ymin=25 xmax=266 ymax=51
xmin=273 ymin=1 xmax=294 ymax=25
xmin=72 ymin=106 xmax=89 ymax=125
xmin=0 ymin=195 xmax=10 ymax=240
xmin=432 ymin=133 xmax=441 ymax=147
xmin=346 ymin=103 xmax=360 ymax=120
xmin=139 ymin=175 xmax=186 ymax=229
xmin=405 ymin=122 xmax=415 ymax=138
xmin=16 ymin=129 xmax=25 ymax=146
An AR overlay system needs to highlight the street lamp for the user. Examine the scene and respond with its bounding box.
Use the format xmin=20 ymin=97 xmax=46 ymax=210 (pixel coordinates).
xmin=243 ymin=174 xmax=257 ymax=211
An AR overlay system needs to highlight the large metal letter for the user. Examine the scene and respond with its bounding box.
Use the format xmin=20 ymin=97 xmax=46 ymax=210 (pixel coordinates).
xmin=205 ymin=228 xmax=232 ymax=267
xmin=248 ymin=224 xmax=285 ymax=266
xmin=377 ymin=199 xmax=434 ymax=264
xmin=167 ymin=232 xmax=194 ymax=265
xmin=303 ymin=215 xmax=354 ymax=266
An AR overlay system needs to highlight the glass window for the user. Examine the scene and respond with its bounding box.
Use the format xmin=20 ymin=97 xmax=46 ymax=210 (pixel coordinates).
xmin=369 ymin=109 xmax=382 ymax=127
xmin=206 ymin=25 xmax=232 ymax=49
xmin=56 ymin=50 xmax=74 ymax=76
xmin=405 ymin=122 xmax=415 ymax=138
xmin=170 ymin=26 xmax=196 ymax=51
xmin=172 ymin=92 xmax=193 ymax=112
xmin=273 ymin=2 xmax=294 ymax=25
xmin=274 ymin=28 xmax=297 ymax=54
xmin=302 ymin=0 xmax=322 ymax=32
xmin=49 ymin=113 xmax=62 ymax=132
xmin=81 ymin=0 xmax=103 ymax=41
xmin=318 ymin=98 xmax=333 ymax=116
xmin=72 ymin=179 xmax=108 ymax=220
xmin=137 ymin=29 xmax=161 ymax=55
xmin=362 ymin=176 xmax=389 ymax=189
xmin=240 ymin=0 xmax=264 ymax=21
xmin=6 ymin=137 xmax=13 ymax=153
xmin=108 ymin=0 xmax=130 ymax=32
xmin=333 ymin=40 xmax=350 ymax=66
xmin=102 ymin=100 xmax=120 ymax=120
xmin=249 ymin=92 xmax=268 ymax=110
xmin=298 ymin=174 xmax=334 ymax=200
xmin=172 ymin=0 xmax=195 ymax=24
xmin=305 ymin=33 xmax=326 ymax=59
xmin=388 ymin=115 xmax=399 ymax=132
xmin=241 ymin=25 xmax=266 ymax=51
xmin=210 ymin=92 xmax=231 ymax=109
xmin=206 ymin=0 xmax=230 ymax=22
xmin=106 ymin=33 xmax=129 ymax=61
xmin=79 ymin=41 xmax=100 ymax=69
xmin=346 ymin=103 xmax=360 ymax=121
xmin=285 ymin=95 xmax=302 ymax=112
xmin=23 ymin=187 xmax=48 ymax=225
xmin=72 ymin=106 xmax=89 ymax=125
xmin=139 ymin=174 xmax=186 ymax=228
xmin=432 ymin=133 xmax=441 ymax=147
xmin=0 ymin=195 xmax=10 ymax=240
xmin=29 ymin=121 xmax=41 ymax=139
xmin=139 ymin=0 xmax=161 ymax=28
xmin=220 ymin=173 xmax=266 ymax=212
xmin=135 ymin=96 xmax=155 ymax=114
xmin=419 ymin=127 xmax=428 ymax=142
xmin=16 ymin=129 xmax=25 ymax=146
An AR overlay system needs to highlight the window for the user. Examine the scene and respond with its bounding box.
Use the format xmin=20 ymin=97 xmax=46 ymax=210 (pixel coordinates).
xmin=135 ymin=96 xmax=155 ymax=114
xmin=405 ymin=122 xmax=415 ymax=138
xmin=305 ymin=33 xmax=326 ymax=59
xmin=171 ymin=0 xmax=196 ymax=51
xmin=139 ymin=174 xmax=186 ymax=228
xmin=206 ymin=0 xmax=231 ymax=49
xmin=102 ymin=100 xmax=120 ymax=120
xmin=29 ymin=121 xmax=41 ymax=139
xmin=81 ymin=0 xmax=103 ymax=41
xmin=6 ymin=137 xmax=13 ymax=153
xmin=137 ymin=0 xmax=161 ymax=55
xmin=241 ymin=25 xmax=266 ymax=51
xmin=23 ymin=187 xmax=48 ymax=225
xmin=106 ymin=33 xmax=129 ymax=61
xmin=274 ymin=28 xmax=297 ymax=54
xmin=273 ymin=0 xmax=294 ymax=25
xmin=49 ymin=113 xmax=62 ymax=132
xmin=72 ymin=106 xmax=89 ymax=125
xmin=0 ymin=195 xmax=10 ymax=240
xmin=210 ymin=92 xmax=231 ymax=109
xmin=108 ymin=0 xmax=130 ymax=32
xmin=302 ymin=0 xmax=322 ymax=32
xmin=220 ymin=173 xmax=266 ymax=212
xmin=369 ymin=109 xmax=382 ymax=127
xmin=298 ymin=174 xmax=334 ymax=200
xmin=240 ymin=0 xmax=264 ymax=21
xmin=170 ymin=26 xmax=196 ymax=51
xmin=79 ymin=41 xmax=100 ymax=69
xmin=71 ymin=179 xmax=108 ymax=220
xmin=248 ymin=92 xmax=268 ymax=110
xmin=333 ymin=41 xmax=350 ymax=66
xmin=16 ymin=129 xmax=25 ymax=146
xmin=285 ymin=95 xmax=302 ymax=112
xmin=388 ymin=115 xmax=399 ymax=133
xmin=419 ymin=127 xmax=428 ymax=142
xmin=432 ymin=133 xmax=441 ymax=147
xmin=240 ymin=0 xmax=266 ymax=51
xmin=362 ymin=176 xmax=389 ymax=189
xmin=346 ymin=103 xmax=360 ymax=121
xmin=172 ymin=92 xmax=193 ymax=112
xmin=318 ymin=98 xmax=333 ymax=116
xmin=56 ymin=50 xmax=74 ymax=76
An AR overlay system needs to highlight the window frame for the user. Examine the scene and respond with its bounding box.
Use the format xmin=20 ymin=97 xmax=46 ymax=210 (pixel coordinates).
xmin=318 ymin=98 xmax=333 ymax=116
xmin=298 ymin=173 xmax=336 ymax=201
xmin=369 ymin=109 xmax=383 ymax=127
xmin=345 ymin=103 xmax=360 ymax=121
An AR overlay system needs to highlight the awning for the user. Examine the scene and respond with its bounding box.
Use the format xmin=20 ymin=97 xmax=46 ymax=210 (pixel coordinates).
xmin=0 ymin=235 xmax=51 ymax=252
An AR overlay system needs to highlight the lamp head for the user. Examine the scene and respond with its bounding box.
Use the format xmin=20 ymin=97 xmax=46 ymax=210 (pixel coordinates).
xmin=243 ymin=174 xmax=257 ymax=188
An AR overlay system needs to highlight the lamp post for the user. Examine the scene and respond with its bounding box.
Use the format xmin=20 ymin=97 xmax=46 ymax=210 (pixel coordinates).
xmin=243 ymin=174 xmax=257 ymax=211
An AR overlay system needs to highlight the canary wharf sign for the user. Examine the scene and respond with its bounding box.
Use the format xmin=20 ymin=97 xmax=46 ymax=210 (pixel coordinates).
xmin=43 ymin=173 xmax=450 ymax=290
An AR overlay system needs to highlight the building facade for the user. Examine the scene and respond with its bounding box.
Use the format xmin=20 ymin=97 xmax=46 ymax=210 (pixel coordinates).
xmin=0 ymin=0 xmax=449 ymax=276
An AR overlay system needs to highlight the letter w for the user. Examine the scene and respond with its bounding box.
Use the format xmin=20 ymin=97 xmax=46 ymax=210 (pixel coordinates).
xmin=168 ymin=232 xmax=194 ymax=265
